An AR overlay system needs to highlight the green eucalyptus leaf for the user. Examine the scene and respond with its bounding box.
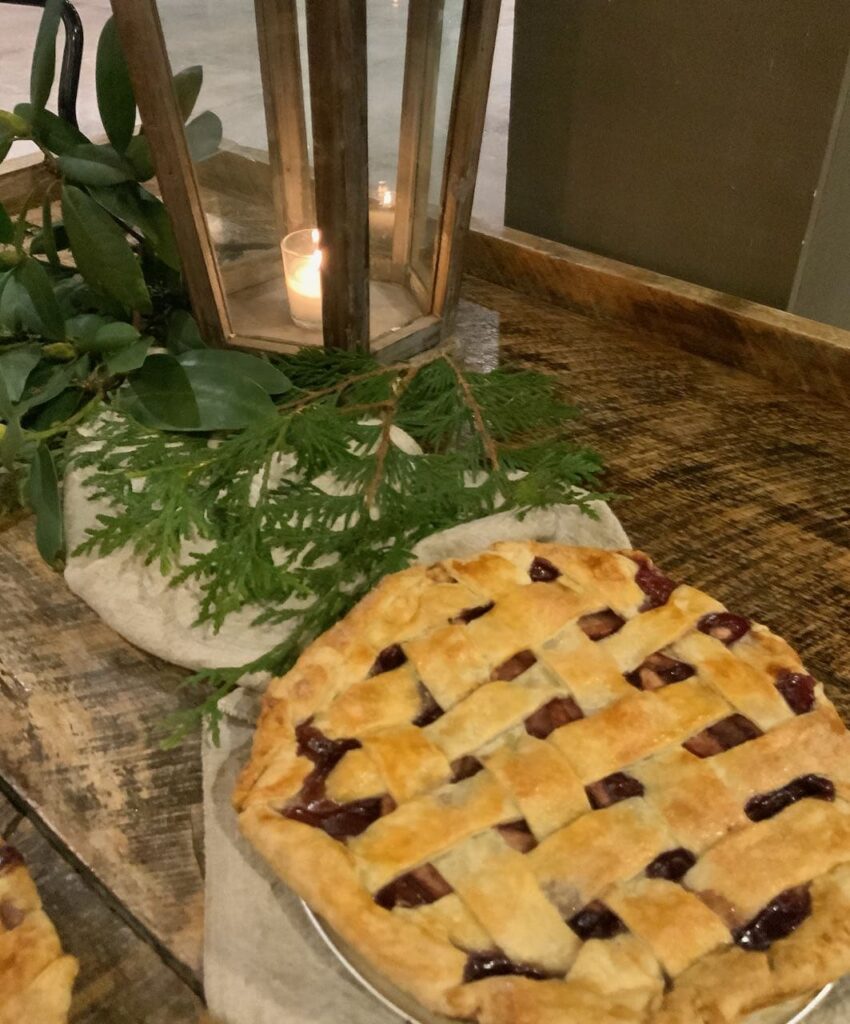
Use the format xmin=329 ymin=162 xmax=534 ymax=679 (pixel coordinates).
xmin=0 ymin=200 xmax=12 ymax=244
xmin=30 ymin=0 xmax=64 ymax=116
xmin=61 ymin=185 xmax=151 ymax=312
xmin=166 ymin=309 xmax=205 ymax=352
xmin=14 ymin=104 xmax=88 ymax=154
xmin=28 ymin=444 xmax=64 ymax=564
xmin=0 ymin=268 xmax=26 ymax=331
xmin=126 ymin=133 xmax=155 ymax=181
xmin=0 ymin=110 xmax=29 ymax=137
xmin=178 ymin=349 xmax=292 ymax=395
xmin=17 ymin=258 xmax=65 ymax=340
xmin=40 ymin=197 xmax=60 ymax=268
xmin=0 ymin=131 xmax=12 ymax=164
xmin=65 ymin=313 xmax=111 ymax=345
xmin=30 ymin=221 xmax=70 ymax=256
xmin=58 ymin=143 xmax=136 ymax=186
xmin=19 ymin=356 xmax=87 ymax=413
xmin=105 ymin=336 xmax=150 ymax=375
xmin=88 ymin=184 xmax=180 ymax=270
xmin=123 ymin=353 xmax=276 ymax=431
xmin=86 ymin=320 xmax=139 ymax=352
xmin=96 ymin=17 xmax=135 ymax=153
xmin=173 ymin=65 xmax=203 ymax=121
xmin=185 ymin=111 xmax=222 ymax=163
xmin=26 ymin=387 xmax=81 ymax=431
xmin=0 ymin=344 xmax=41 ymax=402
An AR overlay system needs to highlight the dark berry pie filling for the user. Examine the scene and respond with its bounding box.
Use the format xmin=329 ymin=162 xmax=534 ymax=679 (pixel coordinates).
xmin=625 ymin=651 xmax=695 ymax=691
xmin=374 ymin=863 xmax=453 ymax=909
xmin=631 ymin=556 xmax=678 ymax=610
xmin=586 ymin=772 xmax=645 ymax=809
xmin=529 ymin=556 xmax=562 ymax=582
xmin=497 ymin=819 xmax=538 ymax=853
xmin=578 ymin=610 xmax=625 ymax=641
xmin=645 ymin=847 xmax=697 ymax=882
xmin=775 ymin=670 xmax=816 ymax=715
xmin=463 ymin=950 xmax=549 ymax=984
xmin=451 ymin=601 xmax=495 ymax=624
xmin=698 ymin=612 xmax=751 ymax=645
xmin=683 ymin=714 xmax=762 ymax=758
xmin=369 ymin=644 xmax=408 ymax=676
xmin=283 ymin=721 xmax=395 ymax=840
xmin=491 ymin=649 xmax=537 ymax=681
xmin=0 ymin=845 xmax=23 ymax=874
xmin=745 ymin=774 xmax=835 ymax=822
xmin=733 ymin=885 xmax=812 ymax=951
xmin=0 ymin=900 xmax=24 ymax=931
xmin=451 ymin=756 xmax=484 ymax=783
xmin=524 ymin=696 xmax=584 ymax=739
xmin=413 ymin=683 xmax=444 ymax=727
xmin=568 ymin=901 xmax=627 ymax=940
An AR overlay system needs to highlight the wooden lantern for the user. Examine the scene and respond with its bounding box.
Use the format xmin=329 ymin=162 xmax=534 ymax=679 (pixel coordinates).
xmin=109 ymin=0 xmax=502 ymax=358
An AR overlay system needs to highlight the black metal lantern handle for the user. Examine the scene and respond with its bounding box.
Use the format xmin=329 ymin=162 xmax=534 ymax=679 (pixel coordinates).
xmin=0 ymin=0 xmax=83 ymax=127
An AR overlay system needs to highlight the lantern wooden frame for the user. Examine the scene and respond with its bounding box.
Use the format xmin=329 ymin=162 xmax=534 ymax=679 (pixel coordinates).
xmin=109 ymin=0 xmax=502 ymax=357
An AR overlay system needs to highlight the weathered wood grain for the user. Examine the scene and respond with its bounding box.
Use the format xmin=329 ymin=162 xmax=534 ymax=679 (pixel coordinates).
xmin=305 ymin=0 xmax=370 ymax=351
xmin=0 ymin=795 xmax=204 ymax=1023
xmin=462 ymin=275 xmax=850 ymax=721
xmin=0 ymin=520 xmax=204 ymax=985
xmin=466 ymin=226 xmax=850 ymax=407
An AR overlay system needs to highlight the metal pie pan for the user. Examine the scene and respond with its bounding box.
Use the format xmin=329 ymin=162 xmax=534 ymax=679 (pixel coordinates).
xmin=303 ymin=902 xmax=834 ymax=1024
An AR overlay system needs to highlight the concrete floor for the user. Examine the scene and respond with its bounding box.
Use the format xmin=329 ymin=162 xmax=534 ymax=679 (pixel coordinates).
xmin=1 ymin=0 xmax=512 ymax=228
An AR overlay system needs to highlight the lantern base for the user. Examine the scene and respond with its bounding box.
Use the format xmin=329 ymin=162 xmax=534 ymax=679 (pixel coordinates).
xmin=226 ymin=271 xmax=435 ymax=356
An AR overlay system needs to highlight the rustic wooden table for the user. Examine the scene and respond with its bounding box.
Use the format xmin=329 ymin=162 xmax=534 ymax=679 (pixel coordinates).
xmin=1 ymin=276 xmax=849 ymax=1021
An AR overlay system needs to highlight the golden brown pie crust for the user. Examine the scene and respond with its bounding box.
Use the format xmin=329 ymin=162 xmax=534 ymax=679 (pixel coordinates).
xmin=0 ymin=839 xmax=78 ymax=1024
xmin=235 ymin=543 xmax=850 ymax=1023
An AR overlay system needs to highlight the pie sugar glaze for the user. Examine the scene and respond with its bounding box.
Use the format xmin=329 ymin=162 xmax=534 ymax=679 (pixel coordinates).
xmin=234 ymin=543 xmax=850 ymax=1024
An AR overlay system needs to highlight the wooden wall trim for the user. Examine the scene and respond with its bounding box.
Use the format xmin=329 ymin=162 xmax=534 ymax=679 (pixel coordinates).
xmin=466 ymin=225 xmax=850 ymax=407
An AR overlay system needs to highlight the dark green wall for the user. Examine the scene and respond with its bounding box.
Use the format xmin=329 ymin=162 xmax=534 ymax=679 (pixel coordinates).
xmin=506 ymin=1 xmax=850 ymax=308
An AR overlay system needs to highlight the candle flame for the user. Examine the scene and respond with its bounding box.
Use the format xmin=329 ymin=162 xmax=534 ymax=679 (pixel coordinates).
xmin=382 ymin=190 xmax=394 ymax=208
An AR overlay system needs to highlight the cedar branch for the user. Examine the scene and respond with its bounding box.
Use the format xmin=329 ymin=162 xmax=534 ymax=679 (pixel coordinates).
xmin=445 ymin=356 xmax=500 ymax=473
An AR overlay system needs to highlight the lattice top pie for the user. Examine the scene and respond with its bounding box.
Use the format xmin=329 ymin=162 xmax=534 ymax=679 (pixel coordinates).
xmin=0 ymin=839 xmax=78 ymax=1024
xmin=235 ymin=543 xmax=850 ymax=1024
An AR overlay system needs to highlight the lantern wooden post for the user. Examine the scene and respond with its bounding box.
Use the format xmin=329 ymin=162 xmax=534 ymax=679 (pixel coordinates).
xmin=110 ymin=0 xmax=230 ymax=347
xmin=433 ymin=0 xmax=502 ymax=329
xmin=305 ymin=0 xmax=370 ymax=352
xmin=254 ymin=0 xmax=313 ymax=235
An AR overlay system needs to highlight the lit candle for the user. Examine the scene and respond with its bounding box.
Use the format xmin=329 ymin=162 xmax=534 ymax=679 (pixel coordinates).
xmin=375 ymin=180 xmax=395 ymax=210
xmin=282 ymin=227 xmax=323 ymax=329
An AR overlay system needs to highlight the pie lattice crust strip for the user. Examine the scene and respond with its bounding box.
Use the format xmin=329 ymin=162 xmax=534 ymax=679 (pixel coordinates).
xmin=234 ymin=543 xmax=850 ymax=1024
xmin=0 ymin=839 xmax=78 ymax=1024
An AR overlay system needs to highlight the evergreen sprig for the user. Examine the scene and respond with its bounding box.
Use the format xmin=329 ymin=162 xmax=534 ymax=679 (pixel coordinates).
xmin=68 ymin=347 xmax=606 ymax=744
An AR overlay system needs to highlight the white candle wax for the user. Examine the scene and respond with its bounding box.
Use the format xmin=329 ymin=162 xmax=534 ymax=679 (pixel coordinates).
xmin=283 ymin=229 xmax=323 ymax=329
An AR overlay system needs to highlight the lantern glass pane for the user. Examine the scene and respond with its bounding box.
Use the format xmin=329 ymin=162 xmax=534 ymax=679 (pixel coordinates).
xmin=157 ymin=0 xmax=321 ymax=348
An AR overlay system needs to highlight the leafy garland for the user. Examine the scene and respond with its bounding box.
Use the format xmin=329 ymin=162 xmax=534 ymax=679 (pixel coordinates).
xmin=0 ymin=0 xmax=221 ymax=542
xmin=1 ymin=4 xmax=608 ymax=743
xmin=69 ymin=348 xmax=605 ymax=744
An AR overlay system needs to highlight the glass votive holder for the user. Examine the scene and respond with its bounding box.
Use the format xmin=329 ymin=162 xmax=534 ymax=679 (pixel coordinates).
xmin=282 ymin=228 xmax=323 ymax=330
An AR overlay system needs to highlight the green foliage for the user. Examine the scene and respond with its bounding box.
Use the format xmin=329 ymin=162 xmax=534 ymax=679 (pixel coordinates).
xmin=68 ymin=350 xmax=606 ymax=744
xmin=28 ymin=443 xmax=63 ymax=564
xmin=0 ymin=2 xmax=226 ymax=544
xmin=30 ymin=0 xmax=63 ymax=116
xmin=96 ymin=17 xmax=136 ymax=154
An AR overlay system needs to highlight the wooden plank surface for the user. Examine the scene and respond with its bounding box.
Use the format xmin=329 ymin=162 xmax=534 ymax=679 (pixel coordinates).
xmin=0 ymin=522 xmax=205 ymax=985
xmin=0 ymin=273 xmax=849 ymax=1016
xmin=459 ymin=279 xmax=850 ymax=719
xmin=466 ymin=226 xmax=850 ymax=406
xmin=0 ymin=794 xmax=204 ymax=1022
